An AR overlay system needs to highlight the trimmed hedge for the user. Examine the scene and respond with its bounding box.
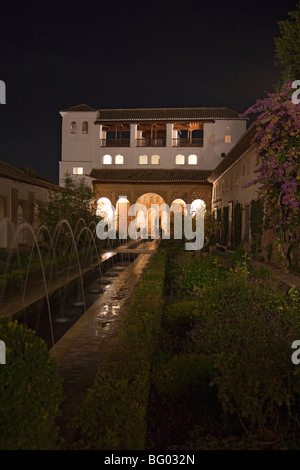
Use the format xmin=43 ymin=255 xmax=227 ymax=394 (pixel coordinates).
xmin=68 ymin=249 xmax=167 ymax=450
xmin=0 ymin=318 xmax=63 ymax=450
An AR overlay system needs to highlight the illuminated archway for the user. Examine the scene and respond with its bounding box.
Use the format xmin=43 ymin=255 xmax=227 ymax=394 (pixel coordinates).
xmin=96 ymin=197 xmax=113 ymax=218
xmin=171 ymin=198 xmax=186 ymax=214
xmin=116 ymin=196 xmax=130 ymax=238
xmin=136 ymin=193 xmax=166 ymax=237
xmin=191 ymin=198 xmax=206 ymax=216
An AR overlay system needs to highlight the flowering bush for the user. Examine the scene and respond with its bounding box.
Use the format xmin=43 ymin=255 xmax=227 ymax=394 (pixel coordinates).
xmin=241 ymin=82 xmax=300 ymax=267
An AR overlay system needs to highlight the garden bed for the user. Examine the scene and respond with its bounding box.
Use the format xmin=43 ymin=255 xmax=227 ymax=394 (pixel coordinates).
xmin=145 ymin=243 xmax=300 ymax=450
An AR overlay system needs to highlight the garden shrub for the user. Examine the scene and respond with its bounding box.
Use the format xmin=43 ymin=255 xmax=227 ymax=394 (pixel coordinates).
xmin=0 ymin=318 xmax=63 ymax=450
xmin=147 ymin=244 xmax=300 ymax=448
xmin=161 ymin=300 xmax=201 ymax=337
xmin=190 ymin=261 xmax=300 ymax=436
xmin=153 ymin=352 xmax=215 ymax=403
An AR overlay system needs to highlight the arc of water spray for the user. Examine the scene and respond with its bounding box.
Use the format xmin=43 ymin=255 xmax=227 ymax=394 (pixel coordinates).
xmin=76 ymin=226 xmax=104 ymax=285
xmin=11 ymin=222 xmax=55 ymax=347
xmin=48 ymin=220 xmax=88 ymax=324
xmin=23 ymin=224 xmax=53 ymax=304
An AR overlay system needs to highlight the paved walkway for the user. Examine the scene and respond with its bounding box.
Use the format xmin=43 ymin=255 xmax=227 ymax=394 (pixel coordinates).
xmin=50 ymin=239 xmax=159 ymax=427
xmin=252 ymin=259 xmax=300 ymax=289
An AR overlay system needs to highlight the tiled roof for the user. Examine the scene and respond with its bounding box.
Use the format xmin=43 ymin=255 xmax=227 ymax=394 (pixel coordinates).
xmin=0 ymin=160 xmax=60 ymax=190
xmin=207 ymin=123 xmax=257 ymax=182
xmin=60 ymin=103 xmax=97 ymax=112
xmin=95 ymin=107 xmax=245 ymax=123
xmin=90 ymin=168 xmax=212 ymax=183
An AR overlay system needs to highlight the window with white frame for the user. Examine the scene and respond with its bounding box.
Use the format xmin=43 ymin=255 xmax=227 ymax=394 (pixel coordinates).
xmin=175 ymin=154 xmax=185 ymax=165
xmin=151 ymin=155 xmax=160 ymax=165
xmin=139 ymin=154 xmax=148 ymax=165
xmin=115 ymin=155 xmax=124 ymax=165
xmin=188 ymin=154 xmax=197 ymax=165
xmin=103 ymin=154 xmax=112 ymax=165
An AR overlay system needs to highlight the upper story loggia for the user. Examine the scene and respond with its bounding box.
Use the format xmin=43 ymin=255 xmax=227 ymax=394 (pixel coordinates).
xmin=59 ymin=104 xmax=248 ymax=182
xmin=95 ymin=107 xmax=246 ymax=149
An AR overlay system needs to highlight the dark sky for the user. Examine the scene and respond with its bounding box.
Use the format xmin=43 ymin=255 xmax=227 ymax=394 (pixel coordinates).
xmin=0 ymin=0 xmax=298 ymax=184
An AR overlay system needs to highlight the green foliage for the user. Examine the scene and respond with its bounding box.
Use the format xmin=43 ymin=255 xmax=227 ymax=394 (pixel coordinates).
xmin=153 ymin=353 xmax=215 ymax=401
xmin=172 ymin=254 xmax=227 ymax=295
xmin=251 ymin=266 xmax=272 ymax=279
xmin=68 ymin=250 xmax=167 ymax=450
xmin=37 ymin=172 xmax=97 ymax=233
xmin=190 ymin=260 xmax=300 ymax=434
xmin=148 ymin=248 xmax=300 ymax=449
xmin=21 ymin=166 xmax=49 ymax=182
xmin=204 ymin=211 xmax=221 ymax=245
xmin=161 ymin=300 xmax=201 ymax=337
xmin=274 ymin=1 xmax=300 ymax=82
xmin=0 ymin=318 xmax=63 ymax=450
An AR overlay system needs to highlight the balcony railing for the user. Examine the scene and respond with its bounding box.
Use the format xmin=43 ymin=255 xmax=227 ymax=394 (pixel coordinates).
xmin=136 ymin=138 xmax=166 ymax=147
xmin=100 ymin=138 xmax=130 ymax=147
xmin=172 ymin=138 xmax=203 ymax=147
xmin=100 ymin=137 xmax=203 ymax=147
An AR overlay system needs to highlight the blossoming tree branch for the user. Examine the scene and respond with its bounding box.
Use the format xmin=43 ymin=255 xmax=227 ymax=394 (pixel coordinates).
xmin=241 ymin=82 xmax=300 ymax=268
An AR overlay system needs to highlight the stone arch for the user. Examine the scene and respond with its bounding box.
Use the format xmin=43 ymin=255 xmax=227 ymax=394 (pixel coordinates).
xmin=189 ymin=190 xmax=211 ymax=210
xmin=171 ymin=191 xmax=187 ymax=204
xmin=96 ymin=197 xmax=113 ymax=218
xmin=135 ymin=192 xmax=167 ymax=237
xmin=191 ymin=198 xmax=206 ymax=215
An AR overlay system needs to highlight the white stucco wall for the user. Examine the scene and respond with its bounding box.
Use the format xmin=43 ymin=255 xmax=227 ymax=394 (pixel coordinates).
xmin=59 ymin=110 xmax=98 ymax=184
xmin=59 ymin=110 xmax=247 ymax=179
xmin=0 ymin=177 xmax=52 ymax=248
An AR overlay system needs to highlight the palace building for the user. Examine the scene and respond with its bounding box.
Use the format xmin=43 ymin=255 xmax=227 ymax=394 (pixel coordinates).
xmin=59 ymin=104 xmax=248 ymax=219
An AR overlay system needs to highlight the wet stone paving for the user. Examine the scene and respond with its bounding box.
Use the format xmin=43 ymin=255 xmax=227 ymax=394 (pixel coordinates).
xmin=50 ymin=240 xmax=158 ymax=418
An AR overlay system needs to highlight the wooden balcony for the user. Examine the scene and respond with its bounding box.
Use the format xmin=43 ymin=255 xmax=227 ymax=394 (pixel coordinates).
xmin=172 ymin=138 xmax=203 ymax=147
xmin=100 ymin=139 xmax=130 ymax=147
xmin=136 ymin=138 xmax=166 ymax=147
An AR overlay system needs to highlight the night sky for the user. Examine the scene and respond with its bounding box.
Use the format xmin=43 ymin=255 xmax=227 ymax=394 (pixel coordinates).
xmin=0 ymin=0 xmax=298 ymax=184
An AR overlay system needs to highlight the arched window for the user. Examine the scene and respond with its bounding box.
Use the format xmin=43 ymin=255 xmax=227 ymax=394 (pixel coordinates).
xmin=151 ymin=155 xmax=160 ymax=165
xmin=188 ymin=154 xmax=197 ymax=165
xmin=115 ymin=155 xmax=124 ymax=165
xmin=82 ymin=121 xmax=88 ymax=134
xmin=70 ymin=121 xmax=77 ymax=134
xmin=175 ymin=154 xmax=185 ymax=165
xmin=103 ymin=154 xmax=112 ymax=165
xmin=139 ymin=154 xmax=148 ymax=165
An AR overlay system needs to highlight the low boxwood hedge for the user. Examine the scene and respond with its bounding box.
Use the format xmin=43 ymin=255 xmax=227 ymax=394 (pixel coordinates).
xmin=0 ymin=318 xmax=63 ymax=450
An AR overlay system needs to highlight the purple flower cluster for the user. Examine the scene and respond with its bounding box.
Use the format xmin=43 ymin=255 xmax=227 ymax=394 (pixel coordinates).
xmin=241 ymin=82 xmax=300 ymax=252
